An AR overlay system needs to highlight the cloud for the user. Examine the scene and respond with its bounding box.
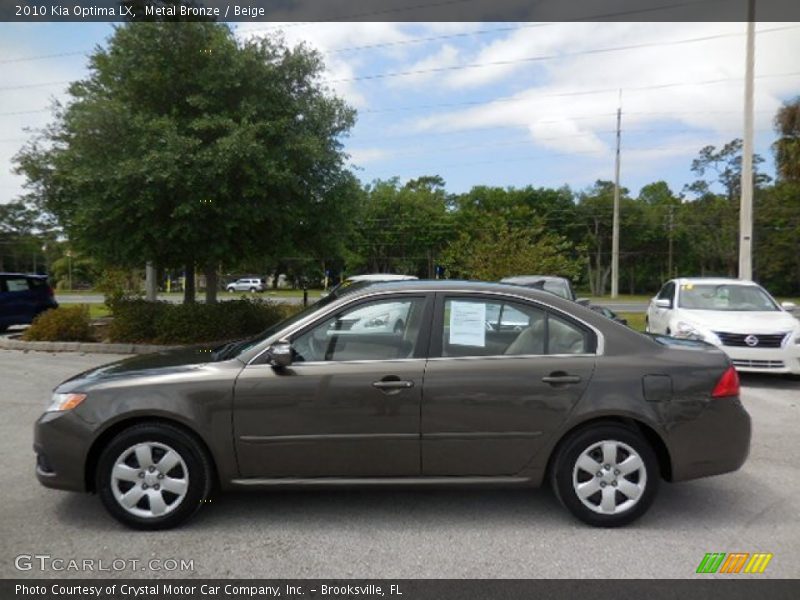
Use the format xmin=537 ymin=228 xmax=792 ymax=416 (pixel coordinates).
xmin=348 ymin=146 xmax=391 ymax=165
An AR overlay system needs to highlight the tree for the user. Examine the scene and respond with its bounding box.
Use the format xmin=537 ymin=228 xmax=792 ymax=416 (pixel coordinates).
xmin=773 ymin=97 xmax=800 ymax=183
xmin=441 ymin=215 xmax=582 ymax=282
xmin=350 ymin=177 xmax=451 ymax=277
xmin=14 ymin=21 xmax=355 ymax=303
xmin=684 ymin=139 xmax=770 ymax=201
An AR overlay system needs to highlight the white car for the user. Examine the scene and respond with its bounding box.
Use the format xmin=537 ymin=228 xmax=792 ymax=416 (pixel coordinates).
xmin=646 ymin=277 xmax=800 ymax=375
xmin=325 ymin=274 xmax=419 ymax=334
xmin=226 ymin=278 xmax=265 ymax=293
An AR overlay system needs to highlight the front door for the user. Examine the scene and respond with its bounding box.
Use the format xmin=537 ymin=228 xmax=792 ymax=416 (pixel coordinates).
xmin=233 ymin=294 xmax=433 ymax=478
xmin=421 ymin=294 xmax=596 ymax=476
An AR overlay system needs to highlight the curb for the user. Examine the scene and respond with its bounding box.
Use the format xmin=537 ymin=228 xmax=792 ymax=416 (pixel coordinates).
xmin=0 ymin=336 xmax=182 ymax=355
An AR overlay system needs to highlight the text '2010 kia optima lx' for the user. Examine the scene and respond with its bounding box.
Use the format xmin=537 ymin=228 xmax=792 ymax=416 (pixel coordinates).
xmin=34 ymin=281 xmax=751 ymax=529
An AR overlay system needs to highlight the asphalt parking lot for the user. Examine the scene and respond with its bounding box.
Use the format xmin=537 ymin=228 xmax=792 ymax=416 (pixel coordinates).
xmin=0 ymin=349 xmax=798 ymax=579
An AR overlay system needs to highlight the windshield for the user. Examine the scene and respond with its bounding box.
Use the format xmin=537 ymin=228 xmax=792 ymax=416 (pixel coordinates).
xmin=677 ymin=284 xmax=778 ymax=312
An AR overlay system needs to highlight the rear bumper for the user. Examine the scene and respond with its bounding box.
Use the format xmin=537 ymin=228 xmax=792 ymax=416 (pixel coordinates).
xmin=668 ymin=396 xmax=751 ymax=482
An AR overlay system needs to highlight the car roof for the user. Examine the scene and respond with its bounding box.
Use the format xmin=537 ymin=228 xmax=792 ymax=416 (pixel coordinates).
xmin=346 ymin=274 xmax=418 ymax=282
xmin=501 ymin=275 xmax=569 ymax=283
xmin=671 ymin=277 xmax=758 ymax=286
xmin=0 ymin=272 xmax=47 ymax=278
xmin=339 ymin=279 xmax=582 ymax=309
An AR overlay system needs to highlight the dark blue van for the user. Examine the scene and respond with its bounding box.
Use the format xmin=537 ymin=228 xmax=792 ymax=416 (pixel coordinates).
xmin=0 ymin=273 xmax=58 ymax=332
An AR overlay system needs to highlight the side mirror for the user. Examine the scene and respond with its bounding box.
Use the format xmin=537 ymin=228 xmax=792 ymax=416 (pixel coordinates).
xmin=576 ymin=297 xmax=590 ymax=306
xmin=267 ymin=341 xmax=293 ymax=368
xmin=655 ymin=298 xmax=672 ymax=309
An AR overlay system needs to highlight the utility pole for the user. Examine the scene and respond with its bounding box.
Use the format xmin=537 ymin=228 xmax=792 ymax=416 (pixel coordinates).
xmin=611 ymin=90 xmax=622 ymax=298
xmin=667 ymin=204 xmax=675 ymax=278
xmin=145 ymin=262 xmax=157 ymax=301
xmin=739 ymin=0 xmax=756 ymax=281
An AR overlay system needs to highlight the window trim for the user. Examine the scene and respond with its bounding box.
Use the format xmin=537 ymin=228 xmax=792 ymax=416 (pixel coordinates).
xmin=428 ymin=292 xmax=599 ymax=360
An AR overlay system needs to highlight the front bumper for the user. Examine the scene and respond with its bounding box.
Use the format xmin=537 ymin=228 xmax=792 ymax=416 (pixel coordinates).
xmin=668 ymin=396 xmax=751 ymax=482
xmin=34 ymin=410 xmax=95 ymax=492
xmin=715 ymin=343 xmax=800 ymax=374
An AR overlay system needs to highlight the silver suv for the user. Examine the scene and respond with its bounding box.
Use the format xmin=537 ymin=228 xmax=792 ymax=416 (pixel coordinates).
xmin=225 ymin=278 xmax=265 ymax=293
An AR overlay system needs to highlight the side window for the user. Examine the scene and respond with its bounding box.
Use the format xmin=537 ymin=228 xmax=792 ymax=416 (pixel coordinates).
xmin=5 ymin=278 xmax=30 ymax=292
xmin=441 ymin=297 xmax=592 ymax=357
xmin=547 ymin=314 xmax=590 ymax=355
xmin=292 ymin=297 xmax=426 ymax=362
xmin=442 ymin=298 xmax=545 ymax=357
xmin=657 ymin=282 xmax=675 ymax=303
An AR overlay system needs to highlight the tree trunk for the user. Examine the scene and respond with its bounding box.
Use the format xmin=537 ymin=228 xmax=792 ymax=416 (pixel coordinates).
xmin=183 ymin=262 xmax=195 ymax=304
xmin=204 ymin=263 xmax=218 ymax=304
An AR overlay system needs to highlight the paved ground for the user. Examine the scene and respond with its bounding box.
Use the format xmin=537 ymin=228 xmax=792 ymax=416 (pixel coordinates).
xmin=0 ymin=349 xmax=798 ymax=579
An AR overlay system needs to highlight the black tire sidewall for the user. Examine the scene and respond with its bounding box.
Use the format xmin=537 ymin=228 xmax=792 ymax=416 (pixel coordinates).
xmin=96 ymin=423 xmax=210 ymax=530
xmin=552 ymin=424 xmax=659 ymax=527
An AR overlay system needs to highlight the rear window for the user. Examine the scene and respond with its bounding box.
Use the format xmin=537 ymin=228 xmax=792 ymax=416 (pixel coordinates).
xmin=28 ymin=278 xmax=48 ymax=289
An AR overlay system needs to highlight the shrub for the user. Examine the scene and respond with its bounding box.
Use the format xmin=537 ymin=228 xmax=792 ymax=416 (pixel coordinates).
xmin=23 ymin=306 xmax=93 ymax=342
xmin=108 ymin=298 xmax=290 ymax=345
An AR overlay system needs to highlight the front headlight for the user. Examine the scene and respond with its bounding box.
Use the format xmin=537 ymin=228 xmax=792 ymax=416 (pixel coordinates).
xmin=673 ymin=321 xmax=705 ymax=341
xmin=364 ymin=313 xmax=390 ymax=328
xmin=46 ymin=393 xmax=86 ymax=412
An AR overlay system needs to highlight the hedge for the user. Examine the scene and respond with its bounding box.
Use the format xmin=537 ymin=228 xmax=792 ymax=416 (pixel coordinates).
xmin=108 ymin=298 xmax=296 ymax=345
xmin=23 ymin=305 xmax=93 ymax=342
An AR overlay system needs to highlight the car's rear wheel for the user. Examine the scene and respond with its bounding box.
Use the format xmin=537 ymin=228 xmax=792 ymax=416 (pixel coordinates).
xmin=249 ymin=287 xmax=256 ymax=293
xmin=551 ymin=424 xmax=659 ymax=527
xmin=96 ymin=423 xmax=212 ymax=530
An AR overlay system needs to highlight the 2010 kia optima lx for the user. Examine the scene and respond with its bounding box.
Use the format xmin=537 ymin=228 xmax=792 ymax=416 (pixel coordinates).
xmin=34 ymin=281 xmax=751 ymax=529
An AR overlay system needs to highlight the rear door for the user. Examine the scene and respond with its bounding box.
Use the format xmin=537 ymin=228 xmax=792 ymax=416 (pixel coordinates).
xmin=421 ymin=293 xmax=597 ymax=476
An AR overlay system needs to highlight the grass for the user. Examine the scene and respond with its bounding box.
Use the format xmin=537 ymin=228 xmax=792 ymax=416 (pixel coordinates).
xmin=619 ymin=312 xmax=646 ymax=332
xmin=59 ymin=303 xmax=111 ymax=319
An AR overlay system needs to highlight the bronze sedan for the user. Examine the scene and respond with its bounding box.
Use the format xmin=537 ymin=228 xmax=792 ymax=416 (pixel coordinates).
xmin=34 ymin=280 xmax=750 ymax=529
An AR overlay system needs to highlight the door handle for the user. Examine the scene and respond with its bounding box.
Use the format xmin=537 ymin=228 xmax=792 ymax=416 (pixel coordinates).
xmin=542 ymin=373 xmax=582 ymax=385
xmin=372 ymin=380 xmax=414 ymax=390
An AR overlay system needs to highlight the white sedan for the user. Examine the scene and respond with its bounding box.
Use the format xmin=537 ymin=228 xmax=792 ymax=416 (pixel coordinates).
xmin=646 ymin=277 xmax=800 ymax=375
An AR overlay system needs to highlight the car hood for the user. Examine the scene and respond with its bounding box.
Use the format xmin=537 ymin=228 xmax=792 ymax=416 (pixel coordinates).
xmin=677 ymin=309 xmax=799 ymax=333
xmin=59 ymin=346 xmax=235 ymax=388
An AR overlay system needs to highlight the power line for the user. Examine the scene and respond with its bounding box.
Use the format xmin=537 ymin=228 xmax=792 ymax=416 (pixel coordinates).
xmin=327 ymin=25 xmax=800 ymax=83
xmin=361 ymin=71 xmax=800 ymax=114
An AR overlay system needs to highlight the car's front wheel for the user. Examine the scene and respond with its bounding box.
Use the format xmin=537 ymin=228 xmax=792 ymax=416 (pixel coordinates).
xmin=96 ymin=423 xmax=212 ymax=530
xmin=551 ymin=424 xmax=659 ymax=527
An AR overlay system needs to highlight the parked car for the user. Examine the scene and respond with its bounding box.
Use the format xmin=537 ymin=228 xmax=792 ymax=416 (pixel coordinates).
xmin=646 ymin=277 xmax=800 ymax=375
xmin=0 ymin=273 xmax=58 ymax=332
xmin=35 ymin=280 xmax=750 ymax=530
xmin=322 ymin=273 xmax=417 ymax=297
xmin=590 ymin=305 xmax=628 ymax=326
xmin=225 ymin=278 xmax=265 ymax=293
xmin=501 ymin=275 xmax=586 ymax=304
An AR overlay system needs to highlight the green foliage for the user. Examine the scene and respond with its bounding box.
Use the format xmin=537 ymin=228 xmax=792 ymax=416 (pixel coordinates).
xmin=773 ymin=97 xmax=800 ymax=183
xmin=14 ymin=21 xmax=355 ymax=293
xmin=96 ymin=268 xmax=144 ymax=308
xmin=22 ymin=306 xmax=92 ymax=342
xmin=441 ymin=215 xmax=582 ymax=282
xmin=109 ymin=298 xmax=288 ymax=344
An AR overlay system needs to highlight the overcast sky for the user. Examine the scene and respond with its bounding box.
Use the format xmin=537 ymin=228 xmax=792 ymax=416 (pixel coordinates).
xmin=1 ymin=21 xmax=799 ymax=205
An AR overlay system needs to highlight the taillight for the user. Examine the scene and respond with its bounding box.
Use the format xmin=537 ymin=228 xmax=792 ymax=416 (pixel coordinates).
xmin=711 ymin=365 xmax=740 ymax=398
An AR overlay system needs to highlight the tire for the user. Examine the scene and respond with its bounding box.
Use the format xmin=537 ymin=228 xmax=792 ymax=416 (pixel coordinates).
xmin=96 ymin=422 xmax=212 ymax=530
xmin=550 ymin=423 xmax=659 ymax=527
xmin=644 ymin=317 xmax=650 ymax=333
xmin=249 ymin=287 xmax=256 ymax=293
xmin=226 ymin=287 xmax=234 ymax=293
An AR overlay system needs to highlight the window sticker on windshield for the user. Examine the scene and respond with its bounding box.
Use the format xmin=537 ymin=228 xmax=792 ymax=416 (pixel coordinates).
xmin=449 ymin=301 xmax=486 ymax=347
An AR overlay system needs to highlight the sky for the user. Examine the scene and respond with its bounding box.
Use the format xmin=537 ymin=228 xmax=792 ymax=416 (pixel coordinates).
xmin=1 ymin=21 xmax=800 ymax=205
